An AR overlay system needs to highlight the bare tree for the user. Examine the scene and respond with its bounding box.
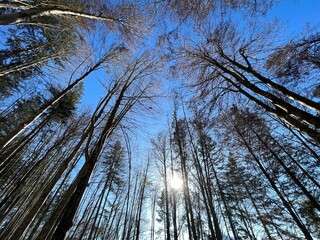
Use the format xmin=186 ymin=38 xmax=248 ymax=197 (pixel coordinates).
xmin=40 ymin=53 xmax=158 ymax=239
xmin=179 ymin=21 xmax=320 ymax=143
xmin=0 ymin=46 xmax=127 ymax=151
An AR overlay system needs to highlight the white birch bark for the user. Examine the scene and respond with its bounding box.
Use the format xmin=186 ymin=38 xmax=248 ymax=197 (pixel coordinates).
xmin=0 ymin=5 xmax=124 ymax=26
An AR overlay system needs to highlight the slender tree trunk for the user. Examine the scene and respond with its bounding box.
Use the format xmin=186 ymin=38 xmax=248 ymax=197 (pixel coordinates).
xmin=224 ymin=52 xmax=320 ymax=113
xmin=190 ymin=151 xmax=216 ymax=239
xmin=51 ymin=159 xmax=97 ymax=239
xmin=170 ymin=166 xmax=179 ymax=240
xmin=174 ymin=118 xmax=198 ymax=240
xmin=200 ymin=52 xmax=320 ymax=142
xmin=233 ymin=124 xmax=314 ymax=240
xmin=250 ymin=125 xmax=320 ymax=210
xmin=285 ymin=125 xmax=320 ymax=162
xmin=109 ymin=189 xmax=128 ymax=239
xmin=238 ymin=200 xmax=257 ymax=240
xmin=0 ymin=53 xmax=60 ymax=77
xmin=267 ymin=131 xmax=320 ymax=188
xmin=168 ymin=124 xmax=178 ymax=240
xmin=164 ymin=155 xmax=171 ymax=240
xmin=0 ymin=48 xmax=124 ymax=149
xmin=1 ymin=129 xmax=88 ymax=239
xmin=0 ymin=5 xmax=121 ymax=25
xmin=223 ymin=75 xmax=320 ymax=143
xmin=87 ymin=168 xmax=117 ymax=239
xmin=51 ymin=84 xmax=129 ymax=239
xmin=121 ymin=158 xmax=132 ymax=240
xmin=210 ymin=161 xmax=238 ymax=240
xmin=28 ymin=159 xmax=79 ymax=239
xmin=135 ymin=160 xmax=150 ymax=240
xmin=77 ymin=182 xmax=105 ymax=239
xmin=183 ymin=112 xmax=222 ymax=240
xmin=102 ymin=186 xmax=122 ymax=238
xmin=0 ymin=125 xmax=60 ymax=210
xmin=125 ymin=173 xmax=139 ymax=240
xmin=0 ymin=113 xmax=52 ymax=171
xmin=243 ymin=182 xmax=273 ymax=239
xmin=150 ymin=188 xmax=157 ymax=240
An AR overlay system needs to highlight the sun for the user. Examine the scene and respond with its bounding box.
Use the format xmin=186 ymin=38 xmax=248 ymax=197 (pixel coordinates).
xmin=170 ymin=175 xmax=183 ymax=190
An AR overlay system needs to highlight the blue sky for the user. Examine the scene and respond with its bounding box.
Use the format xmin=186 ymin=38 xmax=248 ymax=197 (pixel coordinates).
xmin=269 ymin=0 xmax=320 ymax=32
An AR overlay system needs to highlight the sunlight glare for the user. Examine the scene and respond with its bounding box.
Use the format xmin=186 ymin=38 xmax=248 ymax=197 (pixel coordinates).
xmin=171 ymin=175 xmax=183 ymax=190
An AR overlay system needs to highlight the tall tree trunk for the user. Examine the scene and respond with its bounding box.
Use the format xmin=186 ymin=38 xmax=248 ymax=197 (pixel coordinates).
xmin=223 ymin=75 xmax=320 ymax=143
xmin=0 ymin=5 xmax=122 ymax=25
xmin=223 ymin=51 xmax=320 ymax=113
xmin=243 ymin=182 xmax=273 ymax=239
xmin=170 ymin=159 xmax=179 ymax=240
xmin=248 ymin=123 xmax=320 ymax=211
xmin=0 ymin=123 xmax=63 ymax=210
xmin=150 ymin=188 xmax=157 ymax=240
xmin=210 ymin=162 xmax=238 ymax=240
xmin=50 ymin=81 xmax=130 ymax=239
xmin=0 ymin=48 xmax=124 ymax=149
xmin=233 ymin=123 xmax=314 ymax=240
xmin=183 ymin=112 xmax=222 ymax=240
xmin=164 ymin=154 xmax=171 ymax=240
xmin=134 ymin=159 xmax=150 ymax=240
xmin=0 ymin=53 xmax=60 ymax=77
xmin=0 ymin=113 xmax=52 ymax=171
xmin=51 ymin=159 xmax=97 ymax=239
xmin=173 ymin=117 xmax=198 ymax=240
xmin=267 ymin=131 xmax=320 ymax=188
xmin=199 ymin=52 xmax=320 ymax=143
xmin=0 ymin=128 xmax=89 ymax=239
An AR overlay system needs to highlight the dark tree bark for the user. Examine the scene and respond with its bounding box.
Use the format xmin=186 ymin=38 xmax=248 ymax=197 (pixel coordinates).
xmin=0 ymin=47 xmax=126 ymax=150
xmin=173 ymin=116 xmax=198 ymax=240
xmin=233 ymin=122 xmax=313 ymax=240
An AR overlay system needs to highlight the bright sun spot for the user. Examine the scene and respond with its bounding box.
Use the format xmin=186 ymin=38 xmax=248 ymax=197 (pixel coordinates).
xmin=171 ymin=175 xmax=183 ymax=190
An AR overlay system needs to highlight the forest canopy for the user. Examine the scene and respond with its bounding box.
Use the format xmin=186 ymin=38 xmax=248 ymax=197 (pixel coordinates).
xmin=0 ymin=0 xmax=319 ymax=239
